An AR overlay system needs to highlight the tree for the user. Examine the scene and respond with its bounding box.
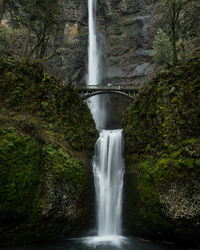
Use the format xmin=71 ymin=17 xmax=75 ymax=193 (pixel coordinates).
xmin=153 ymin=29 xmax=172 ymax=67
xmin=167 ymin=0 xmax=182 ymax=65
xmin=11 ymin=0 xmax=61 ymax=59
xmin=30 ymin=0 xmax=60 ymax=59
xmin=0 ymin=0 xmax=18 ymax=23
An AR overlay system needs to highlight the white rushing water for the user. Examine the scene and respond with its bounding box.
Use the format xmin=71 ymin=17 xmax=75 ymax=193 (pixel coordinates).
xmin=87 ymin=0 xmax=101 ymax=129
xmin=84 ymin=130 xmax=126 ymax=247
xmin=88 ymin=0 xmax=99 ymax=86
xmin=94 ymin=130 xmax=124 ymax=236
xmin=87 ymin=0 xmax=107 ymax=130
xmin=84 ymin=0 xmax=126 ymax=247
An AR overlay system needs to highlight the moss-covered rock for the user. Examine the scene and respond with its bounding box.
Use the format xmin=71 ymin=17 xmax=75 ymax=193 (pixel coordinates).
xmin=0 ymin=56 xmax=98 ymax=246
xmin=123 ymin=58 xmax=200 ymax=245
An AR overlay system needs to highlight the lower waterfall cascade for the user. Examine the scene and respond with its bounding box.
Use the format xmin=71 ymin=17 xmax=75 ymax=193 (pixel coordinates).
xmin=94 ymin=130 xmax=124 ymax=237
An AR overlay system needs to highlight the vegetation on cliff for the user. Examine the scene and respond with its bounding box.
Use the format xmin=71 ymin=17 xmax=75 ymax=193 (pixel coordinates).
xmin=0 ymin=0 xmax=62 ymax=60
xmin=152 ymin=0 xmax=200 ymax=68
xmin=123 ymin=57 xmax=200 ymax=245
xmin=0 ymin=55 xmax=98 ymax=246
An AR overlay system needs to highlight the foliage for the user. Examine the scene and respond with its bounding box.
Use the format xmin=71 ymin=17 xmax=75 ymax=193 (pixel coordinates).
xmin=181 ymin=1 xmax=200 ymax=39
xmin=150 ymin=0 xmax=200 ymax=66
xmin=0 ymin=125 xmax=89 ymax=242
xmin=153 ymin=29 xmax=172 ymax=67
xmin=42 ymin=145 xmax=84 ymax=185
xmin=123 ymin=57 xmax=200 ymax=242
xmin=0 ymin=56 xmax=97 ymax=151
xmin=0 ymin=56 xmax=97 ymax=245
xmin=0 ymin=24 xmax=23 ymax=52
xmin=0 ymin=0 xmax=18 ymax=23
xmin=0 ymin=0 xmax=62 ymax=59
xmin=20 ymin=0 xmax=61 ymax=59
xmin=123 ymin=58 xmax=200 ymax=154
xmin=0 ymin=127 xmax=41 ymax=217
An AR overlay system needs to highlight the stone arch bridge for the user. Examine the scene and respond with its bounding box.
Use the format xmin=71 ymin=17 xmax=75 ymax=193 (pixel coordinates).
xmin=75 ymin=85 xmax=140 ymax=100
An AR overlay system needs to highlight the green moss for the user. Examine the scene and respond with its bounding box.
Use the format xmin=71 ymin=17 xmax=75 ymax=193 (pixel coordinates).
xmin=0 ymin=127 xmax=41 ymax=217
xmin=123 ymin=58 xmax=200 ymax=154
xmin=42 ymin=145 xmax=84 ymax=185
xmin=0 ymin=56 xmax=98 ymax=246
xmin=123 ymin=58 xmax=200 ymax=242
xmin=0 ymin=56 xmax=98 ymax=152
xmin=137 ymin=157 xmax=159 ymax=212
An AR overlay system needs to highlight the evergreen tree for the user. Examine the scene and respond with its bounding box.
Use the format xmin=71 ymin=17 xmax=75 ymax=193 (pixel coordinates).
xmin=153 ymin=29 xmax=172 ymax=67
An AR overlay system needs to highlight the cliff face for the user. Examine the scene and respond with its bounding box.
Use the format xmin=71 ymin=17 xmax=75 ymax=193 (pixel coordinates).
xmin=122 ymin=57 xmax=200 ymax=245
xmin=1 ymin=0 xmax=199 ymax=85
xmin=50 ymin=0 xmax=200 ymax=85
xmin=51 ymin=0 xmax=154 ymax=84
xmin=48 ymin=0 xmax=88 ymax=83
xmin=0 ymin=56 xmax=98 ymax=246
xmin=97 ymin=0 xmax=154 ymax=85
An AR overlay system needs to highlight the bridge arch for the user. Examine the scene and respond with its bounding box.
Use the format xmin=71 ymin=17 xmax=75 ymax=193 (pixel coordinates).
xmin=76 ymin=85 xmax=140 ymax=100
xmin=82 ymin=90 xmax=135 ymax=100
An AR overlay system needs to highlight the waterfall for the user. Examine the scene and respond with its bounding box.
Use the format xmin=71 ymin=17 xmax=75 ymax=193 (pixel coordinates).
xmin=84 ymin=0 xmax=126 ymax=246
xmin=87 ymin=0 xmax=107 ymax=130
xmin=87 ymin=0 xmax=101 ymax=129
xmin=88 ymin=0 xmax=99 ymax=86
xmin=94 ymin=130 xmax=125 ymax=236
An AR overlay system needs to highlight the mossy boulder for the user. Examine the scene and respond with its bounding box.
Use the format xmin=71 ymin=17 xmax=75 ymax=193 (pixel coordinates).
xmin=0 ymin=56 xmax=98 ymax=246
xmin=123 ymin=58 xmax=200 ymax=246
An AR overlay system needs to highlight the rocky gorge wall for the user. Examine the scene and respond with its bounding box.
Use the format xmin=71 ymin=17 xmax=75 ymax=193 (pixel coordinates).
xmin=50 ymin=0 xmax=154 ymax=85
xmin=49 ymin=0 xmax=200 ymax=85
xmin=0 ymin=56 xmax=98 ymax=247
xmin=1 ymin=0 xmax=199 ymax=85
xmin=1 ymin=0 xmax=200 ymax=247
xmin=122 ymin=57 xmax=200 ymax=246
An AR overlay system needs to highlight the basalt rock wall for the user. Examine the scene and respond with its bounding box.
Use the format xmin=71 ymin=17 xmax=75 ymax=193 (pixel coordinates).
xmin=50 ymin=0 xmax=200 ymax=85
xmin=122 ymin=57 xmax=200 ymax=246
xmin=0 ymin=56 xmax=98 ymax=247
xmin=51 ymin=0 xmax=154 ymax=85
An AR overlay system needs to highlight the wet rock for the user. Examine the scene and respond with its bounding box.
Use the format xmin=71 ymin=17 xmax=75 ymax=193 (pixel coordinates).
xmin=123 ymin=59 xmax=200 ymax=246
xmin=159 ymin=180 xmax=200 ymax=221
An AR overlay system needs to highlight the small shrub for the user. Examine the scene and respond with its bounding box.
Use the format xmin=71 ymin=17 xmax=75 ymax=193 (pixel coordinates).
xmin=153 ymin=29 xmax=172 ymax=67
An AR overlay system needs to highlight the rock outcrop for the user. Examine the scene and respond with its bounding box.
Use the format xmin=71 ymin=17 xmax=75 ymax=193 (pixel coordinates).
xmin=122 ymin=57 xmax=200 ymax=246
xmin=0 ymin=56 xmax=98 ymax=247
xmin=50 ymin=0 xmax=154 ymax=84
xmin=1 ymin=0 xmax=199 ymax=85
xmin=49 ymin=0 xmax=200 ymax=85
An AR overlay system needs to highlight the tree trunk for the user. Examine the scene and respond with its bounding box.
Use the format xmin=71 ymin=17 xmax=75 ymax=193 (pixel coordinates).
xmin=172 ymin=22 xmax=178 ymax=65
xmin=23 ymin=22 xmax=31 ymax=56
xmin=171 ymin=1 xmax=178 ymax=66
xmin=39 ymin=25 xmax=47 ymax=59
xmin=27 ymin=36 xmax=44 ymax=61
xmin=0 ymin=0 xmax=6 ymax=24
xmin=39 ymin=39 xmax=46 ymax=59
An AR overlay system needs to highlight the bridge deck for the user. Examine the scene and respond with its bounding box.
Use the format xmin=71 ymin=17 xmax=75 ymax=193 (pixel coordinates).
xmin=76 ymin=85 xmax=140 ymax=91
